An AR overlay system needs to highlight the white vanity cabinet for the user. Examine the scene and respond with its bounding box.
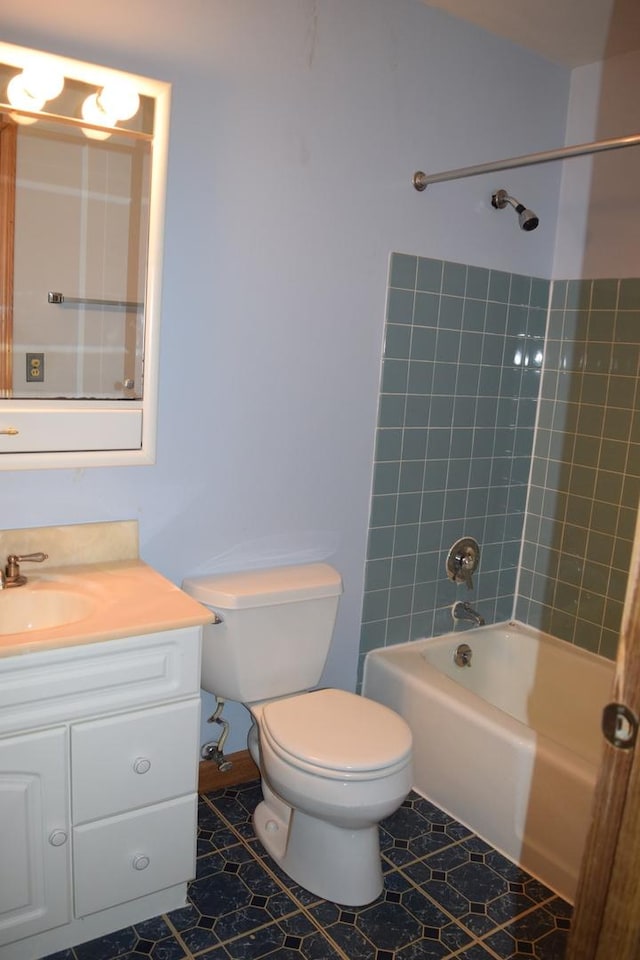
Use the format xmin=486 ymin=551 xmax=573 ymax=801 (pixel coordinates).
xmin=0 ymin=625 xmax=202 ymax=960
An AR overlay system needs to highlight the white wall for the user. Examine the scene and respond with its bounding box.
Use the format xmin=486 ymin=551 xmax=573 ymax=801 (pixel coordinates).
xmin=554 ymin=48 xmax=640 ymax=278
xmin=0 ymin=0 xmax=569 ymax=751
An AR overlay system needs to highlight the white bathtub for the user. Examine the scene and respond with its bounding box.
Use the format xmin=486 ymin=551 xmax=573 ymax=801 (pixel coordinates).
xmin=362 ymin=620 xmax=615 ymax=902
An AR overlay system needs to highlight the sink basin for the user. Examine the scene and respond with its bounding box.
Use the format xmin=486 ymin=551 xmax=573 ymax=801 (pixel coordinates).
xmin=0 ymin=587 xmax=96 ymax=635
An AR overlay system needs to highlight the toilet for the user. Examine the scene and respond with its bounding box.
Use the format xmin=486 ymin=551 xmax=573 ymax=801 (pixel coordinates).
xmin=182 ymin=562 xmax=412 ymax=905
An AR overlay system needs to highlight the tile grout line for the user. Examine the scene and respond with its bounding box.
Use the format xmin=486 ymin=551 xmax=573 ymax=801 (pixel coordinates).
xmin=379 ymin=821 xmax=572 ymax=957
xmin=204 ymin=791 xmax=567 ymax=960
xmin=199 ymin=793 xmax=352 ymax=960
xmin=162 ymin=912 xmax=199 ymax=960
xmin=380 ymin=843 xmax=553 ymax=959
xmin=195 ymin=803 xmax=310 ymax=955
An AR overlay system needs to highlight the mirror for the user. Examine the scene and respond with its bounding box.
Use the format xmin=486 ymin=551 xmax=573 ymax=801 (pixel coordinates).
xmin=0 ymin=42 xmax=170 ymax=468
xmin=6 ymin=116 xmax=151 ymax=402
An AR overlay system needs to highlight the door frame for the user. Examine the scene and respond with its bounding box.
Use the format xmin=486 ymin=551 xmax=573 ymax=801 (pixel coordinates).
xmin=567 ymin=509 xmax=640 ymax=958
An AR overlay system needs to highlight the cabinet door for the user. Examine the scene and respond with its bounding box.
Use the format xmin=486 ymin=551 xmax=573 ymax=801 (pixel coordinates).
xmin=0 ymin=727 xmax=70 ymax=946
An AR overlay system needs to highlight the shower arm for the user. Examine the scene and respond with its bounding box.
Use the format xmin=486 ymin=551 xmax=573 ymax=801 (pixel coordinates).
xmin=412 ymin=131 xmax=640 ymax=190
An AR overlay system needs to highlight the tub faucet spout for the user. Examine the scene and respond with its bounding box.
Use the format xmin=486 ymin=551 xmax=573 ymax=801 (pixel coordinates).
xmin=452 ymin=601 xmax=485 ymax=626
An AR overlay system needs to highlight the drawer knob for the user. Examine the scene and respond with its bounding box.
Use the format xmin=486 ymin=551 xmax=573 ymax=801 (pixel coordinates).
xmin=48 ymin=829 xmax=68 ymax=847
xmin=132 ymin=854 xmax=150 ymax=871
xmin=133 ymin=757 xmax=151 ymax=774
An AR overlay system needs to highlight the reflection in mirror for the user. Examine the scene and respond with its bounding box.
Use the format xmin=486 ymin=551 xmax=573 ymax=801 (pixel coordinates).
xmin=5 ymin=118 xmax=151 ymax=400
xmin=0 ymin=42 xmax=170 ymax=467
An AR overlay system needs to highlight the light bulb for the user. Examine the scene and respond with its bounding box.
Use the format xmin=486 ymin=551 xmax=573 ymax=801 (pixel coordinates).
xmin=7 ymin=66 xmax=64 ymax=112
xmin=96 ymin=80 xmax=140 ymax=121
xmin=9 ymin=112 xmax=39 ymax=126
xmin=80 ymin=94 xmax=115 ymax=139
xmin=81 ymin=92 xmax=116 ymax=125
xmin=7 ymin=74 xmax=45 ymax=112
xmin=81 ymin=125 xmax=112 ymax=141
xmin=21 ymin=65 xmax=64 ymax=101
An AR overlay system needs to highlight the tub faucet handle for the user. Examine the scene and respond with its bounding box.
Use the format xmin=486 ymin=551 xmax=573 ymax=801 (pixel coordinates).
xmin=446 ymin=537 xmax=480 ymax=590
xmin=455 ymin=551 xmax=475 ymax=589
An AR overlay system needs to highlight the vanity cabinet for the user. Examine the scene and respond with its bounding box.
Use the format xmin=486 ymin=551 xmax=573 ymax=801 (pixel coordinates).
xmin=0 ymin=625 xmax=202 ymax=960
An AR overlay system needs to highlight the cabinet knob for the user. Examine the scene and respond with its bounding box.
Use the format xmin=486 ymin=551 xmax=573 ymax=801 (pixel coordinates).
xmin=133 ymin=757 xmax=151 ymax=774
xmin=132 ymin=854 xmax=150 ymax=871
xmin=48 ymin=829 xmax=68 ymax=847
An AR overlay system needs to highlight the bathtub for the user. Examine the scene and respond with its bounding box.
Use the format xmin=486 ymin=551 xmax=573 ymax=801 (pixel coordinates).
xmin=362 ymin=620 xmax=615 ymax=902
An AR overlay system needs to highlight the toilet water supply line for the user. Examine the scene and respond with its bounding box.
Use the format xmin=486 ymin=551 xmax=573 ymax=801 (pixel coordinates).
xmin=201 ymin=697 xmax=233 ymax=772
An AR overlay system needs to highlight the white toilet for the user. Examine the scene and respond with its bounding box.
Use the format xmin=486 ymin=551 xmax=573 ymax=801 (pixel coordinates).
xmin=182 ymin=562 xmax=412 ymax=905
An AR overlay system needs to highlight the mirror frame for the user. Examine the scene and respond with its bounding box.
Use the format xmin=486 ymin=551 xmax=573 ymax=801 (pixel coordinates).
xmin=0 ymin=41 xmax=170 ymax=470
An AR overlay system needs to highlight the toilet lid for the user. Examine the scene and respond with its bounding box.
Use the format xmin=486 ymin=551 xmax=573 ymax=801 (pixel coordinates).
xmin=260 ymin=688 xmax=412 ymax=774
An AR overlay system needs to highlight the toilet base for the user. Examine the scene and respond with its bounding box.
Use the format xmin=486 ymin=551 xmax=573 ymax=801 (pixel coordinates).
xmin=253 ymin=800 xmax=383 ymax=906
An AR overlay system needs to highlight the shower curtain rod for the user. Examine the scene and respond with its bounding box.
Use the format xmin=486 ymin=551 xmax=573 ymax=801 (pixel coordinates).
xmin=412 ymin=131 xmax=640 ymax=190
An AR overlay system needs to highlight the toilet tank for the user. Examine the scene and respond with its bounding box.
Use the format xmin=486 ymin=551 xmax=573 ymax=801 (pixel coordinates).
xmin=181 ymin=563 xmax=343 ymax=703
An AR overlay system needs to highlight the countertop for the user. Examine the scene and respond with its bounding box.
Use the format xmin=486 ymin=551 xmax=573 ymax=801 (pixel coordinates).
xmin=0 ymin=559 xmax=214 ymax=657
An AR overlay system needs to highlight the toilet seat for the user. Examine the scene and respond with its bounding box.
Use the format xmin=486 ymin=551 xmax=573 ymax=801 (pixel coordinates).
xmin=258 ymin=688 xmax=412 ymax=781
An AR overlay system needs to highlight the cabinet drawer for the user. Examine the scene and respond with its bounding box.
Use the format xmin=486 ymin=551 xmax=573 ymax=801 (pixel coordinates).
xmin=0 ymin=627 xmax=201 ymax=736
xmin=0 ymin=406 xmax=142 ymax=453
xmin=72 ymin=699 xmax=200 ymax=824
xmin=73 ymin=794 xmax=197 ymax=917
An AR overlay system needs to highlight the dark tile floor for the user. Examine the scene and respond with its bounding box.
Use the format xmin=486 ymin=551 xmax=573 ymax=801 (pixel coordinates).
xmin=45 ymin=781 xmax=572 ymax=960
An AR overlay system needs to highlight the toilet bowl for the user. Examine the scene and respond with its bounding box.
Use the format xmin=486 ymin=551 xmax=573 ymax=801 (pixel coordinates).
xmin=248 ymin=688 xmax=412 ymax=905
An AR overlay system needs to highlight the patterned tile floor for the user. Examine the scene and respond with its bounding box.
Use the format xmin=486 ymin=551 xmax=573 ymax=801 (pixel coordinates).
xmin=44 ymin=781 xmax=572 ymax=960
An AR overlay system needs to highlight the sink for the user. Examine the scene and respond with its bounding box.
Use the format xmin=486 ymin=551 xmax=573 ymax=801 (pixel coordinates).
xmin=0 ymin=586 xmax=96 ymax=635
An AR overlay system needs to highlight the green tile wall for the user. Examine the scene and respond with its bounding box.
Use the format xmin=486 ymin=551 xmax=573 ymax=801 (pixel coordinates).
xmin=516 ymin=277 xmax=640 ymax=659
xmin=361 ymin=261 xmax=639 ymax=675
xmin=359 ymin=254 xmax=548 ymax=679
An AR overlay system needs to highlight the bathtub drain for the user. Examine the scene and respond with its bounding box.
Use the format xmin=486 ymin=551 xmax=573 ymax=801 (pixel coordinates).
xmin=454 ymin=643 xmax=472 ymax=667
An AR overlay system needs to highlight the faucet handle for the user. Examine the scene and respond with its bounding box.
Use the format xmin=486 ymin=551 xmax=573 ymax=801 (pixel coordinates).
xmin=8 ymin=552 xmax=48 ymax=563
xmin=454 ymin=551 xmax=475 ymax=589
xmin=446 ymin=537 xmax=480 ymax=590
xmin=6 ymin=552 xmax=48 ymax=582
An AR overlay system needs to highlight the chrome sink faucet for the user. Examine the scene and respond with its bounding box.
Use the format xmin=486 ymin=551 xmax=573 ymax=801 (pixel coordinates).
xmin=452 ymin=601 xmax=485 ymax=626
xmin=3 ymin=552 xmax=48 ymax=588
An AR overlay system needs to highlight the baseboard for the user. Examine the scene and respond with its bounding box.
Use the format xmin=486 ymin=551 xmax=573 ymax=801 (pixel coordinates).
xmin=198 ymin=749 xmax=259 ymax=794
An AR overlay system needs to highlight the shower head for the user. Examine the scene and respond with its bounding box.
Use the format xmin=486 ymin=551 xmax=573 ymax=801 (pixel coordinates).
xmin=491 ymin=189 xmax=539 ymax=231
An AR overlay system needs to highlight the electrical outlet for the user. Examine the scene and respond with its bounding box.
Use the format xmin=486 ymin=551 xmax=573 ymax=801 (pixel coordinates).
xmin=26 ymin=352 xmax=45 ymax=382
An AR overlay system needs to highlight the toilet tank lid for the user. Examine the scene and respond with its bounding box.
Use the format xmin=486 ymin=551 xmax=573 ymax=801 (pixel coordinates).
xmin=181 ymin=562 xmax=343 ymax=609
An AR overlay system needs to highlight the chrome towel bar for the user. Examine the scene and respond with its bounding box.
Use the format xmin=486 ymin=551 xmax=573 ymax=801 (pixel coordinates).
xmin=47 ymin=291 xmax=143 ymax=310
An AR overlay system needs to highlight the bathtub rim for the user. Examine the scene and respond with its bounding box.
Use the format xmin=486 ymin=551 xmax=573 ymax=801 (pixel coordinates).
xmin=364 ymin=618 xmax=614 ymax=672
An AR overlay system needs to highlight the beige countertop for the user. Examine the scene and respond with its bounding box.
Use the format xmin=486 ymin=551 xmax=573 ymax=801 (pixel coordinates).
xmin=0 ymin=559 xmax=214 ymax=658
